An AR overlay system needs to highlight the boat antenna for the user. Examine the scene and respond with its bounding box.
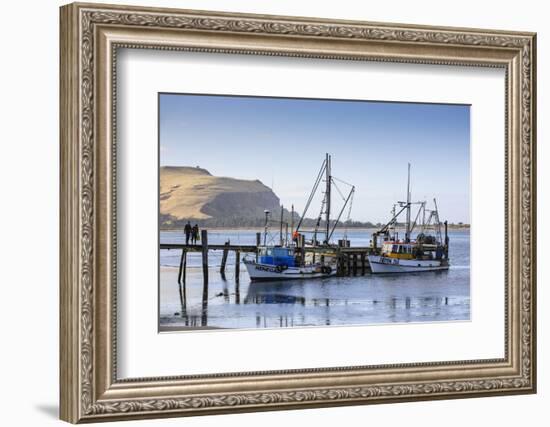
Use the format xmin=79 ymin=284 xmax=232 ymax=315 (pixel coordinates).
xmin=279 ymin=205 xmax=284 ymax=246
xmin=263 ymin=209 xmax=270 ymax=246
xmin=325 ymin=153 xmax=332 ymax=244
xmin=285 ymin=221 xmax=289 ymax=246
xmin=422 ymin=202 xmax=426 ymax=234
xmin=313 ymin=196 xmax=326 ymax=247
xmin=405 ymin=163 xmax=412 ymax=242
xmin=433 ymin=198 xmax=443 ymax=243
xmin=391 ymin=204 xmax=397 ymax=239
xmin=291 ymin=204 xmax=295 ymax=242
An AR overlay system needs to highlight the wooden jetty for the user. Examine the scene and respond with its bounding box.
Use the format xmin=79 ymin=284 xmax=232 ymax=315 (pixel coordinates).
xmin=161 ymin=230 xmax=376 ymax=281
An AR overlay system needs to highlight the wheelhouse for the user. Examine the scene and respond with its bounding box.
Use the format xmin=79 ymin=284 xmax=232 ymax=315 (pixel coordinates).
xmin=381 ymin=242 xmax=415 ymax=259
xmin=258 ymin=246 xmax=297 ymax=267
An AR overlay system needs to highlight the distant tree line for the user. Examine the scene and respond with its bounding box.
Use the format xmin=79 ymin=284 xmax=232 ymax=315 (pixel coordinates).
xmin=160 ymin=212 xmax=469 ymax=230
xmin=160 ymin=213 xmax=383 ymax=230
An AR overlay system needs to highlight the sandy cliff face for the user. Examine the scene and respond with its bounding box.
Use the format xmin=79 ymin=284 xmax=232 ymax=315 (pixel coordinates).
xmin=160 ymin=166 xmax=280 ymax=225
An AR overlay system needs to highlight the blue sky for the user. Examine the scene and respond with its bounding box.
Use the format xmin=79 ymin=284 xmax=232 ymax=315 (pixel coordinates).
xmin=159 ymin=93 xmax=470 ymax=224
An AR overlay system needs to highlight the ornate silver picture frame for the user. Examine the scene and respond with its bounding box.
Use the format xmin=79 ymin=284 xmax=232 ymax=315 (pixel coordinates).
xmin=60 ymin=2 xmax=536 ymax=423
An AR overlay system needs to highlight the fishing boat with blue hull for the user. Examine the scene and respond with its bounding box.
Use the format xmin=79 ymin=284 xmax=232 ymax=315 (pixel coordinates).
xmin=367 ymin=163 xmax=450 ymax=274
xmin=244 ymin=153 xmax=353 ymax=282
xmin=243 ymin=246 xmax=336 ymax=281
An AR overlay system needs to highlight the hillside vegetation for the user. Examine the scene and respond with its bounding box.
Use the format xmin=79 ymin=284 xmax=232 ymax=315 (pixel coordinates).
xmin=160 ymin=166 xmax=283 ymax=228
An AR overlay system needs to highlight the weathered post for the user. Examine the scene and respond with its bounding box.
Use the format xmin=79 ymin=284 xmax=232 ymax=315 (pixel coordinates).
xmin=336 ymin=250 xmax=343 ymax=276
xmin=201 ymin=229 xmax=209 ymax=285
xmin=360 ymin=253 xmax=366 ymax=275
xmin=220 ymin=240 xmax=229 ymax=275
xmin=177 ymin=249 xmax=187 ymax=313
xmin=256 ymin=232 xmax=261 ymax=262
xmin=352 ymin=254 xmax=358 ymax=276
xmin=177 ymin=249 xmax=186 ymax=285
xmin=201 ymin=230 xmax=208 ymax=326
xmin=347 ymin=254 xmax=352 ymax=276
xmin=235 ymin=250 xmax=241 ymax=282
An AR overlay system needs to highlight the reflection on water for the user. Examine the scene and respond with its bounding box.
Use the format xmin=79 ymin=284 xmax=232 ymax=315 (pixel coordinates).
xmin=160 ymin=229 xmax=470 ymax=330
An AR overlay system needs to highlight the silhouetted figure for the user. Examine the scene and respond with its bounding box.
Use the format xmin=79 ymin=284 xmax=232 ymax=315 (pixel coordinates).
xmin=184 ymin=221 xmax=192 ymax=245
xmin=191 ymin=224 xmax=199 ymax=245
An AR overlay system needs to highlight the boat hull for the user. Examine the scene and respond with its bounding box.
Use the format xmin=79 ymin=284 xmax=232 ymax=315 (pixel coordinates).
xmin=367 ymin=255 xmax=449 ymax=273
xmin=243 ymin=259 xmax=336 ymax=281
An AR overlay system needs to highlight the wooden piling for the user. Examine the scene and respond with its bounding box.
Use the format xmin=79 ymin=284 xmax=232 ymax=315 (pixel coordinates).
xmin=352 ymin=254 xmax=358 ymax=276
xmin=256 ymin=232 xmax=261 ymax=261
xmin=360 ymin=253 xmax=366 ymax=275
xmin=336 ymin=253 xmax=344 ymax=276
xmin=201 ymin=230 xmax=208 ymax=326
xmin=235 ymin=250 xmax=241 ymax=282
xmin=347 ymin=254 xmax=352 ymax=276
xmin=177 ymin=249 xmax=186 ymax=285
xmin=201 ymin=229 xmax=209 ymax=285
xmin=220 ymin=240 xmax=229 ymax=274
xmin=235 ymin=282 xmax=240 ymax=304
xmin=177 ymin=249 xmax=187 ymax=313
xmin=235 ymin=251 xmax=241 ymax=304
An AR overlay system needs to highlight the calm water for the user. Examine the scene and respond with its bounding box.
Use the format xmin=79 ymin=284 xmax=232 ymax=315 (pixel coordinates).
xmin=159 ymin=229 xmax=470 ymax=330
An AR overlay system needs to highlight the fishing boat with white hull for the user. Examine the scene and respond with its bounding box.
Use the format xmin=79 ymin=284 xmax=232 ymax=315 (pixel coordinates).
xmin=244 ymin=153 xmax=354 ymax=282
xmin=368 ymin=164 xmax=450 ymax=274
xmin=367 ymin=240 xmax=449 ymax=273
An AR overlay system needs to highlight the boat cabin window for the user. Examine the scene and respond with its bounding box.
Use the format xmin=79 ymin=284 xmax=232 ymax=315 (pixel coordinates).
xmin=388 ymin=244 xmax=414 ymax=254
xmin=273 ymin=247 xmax=291 ymax=257
xmin=260 ymin=248 xmax=273 ymax=256
xmin=260 ymin=247 xmax=293 ymax=257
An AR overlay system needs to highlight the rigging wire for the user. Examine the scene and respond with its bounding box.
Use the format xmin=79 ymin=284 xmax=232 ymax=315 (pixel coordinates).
xmin=295 ymin=159 xmax=326 ymax=232
xmin=343 ymin=189 xmax=355 ymax=241
xmin=332 ymin=176 xmax=354 ymax=188
xmin=332 ymin=179 xmax=347 ymax=201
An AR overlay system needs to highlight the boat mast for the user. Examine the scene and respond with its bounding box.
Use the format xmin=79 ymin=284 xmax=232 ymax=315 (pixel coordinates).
xmin=291 ymin=204 xmax=295 ymax=242
xmin=391 ymin=204 xmax=397 ymax=239
xmin=433 ymin=198 xmax=443 ymax=244
xmin=279 ymin=205 xmax=284 ymax=246
xmin=325 ymin=153 xmax=331 ymax=244
xmin=285 ymin=222 xmax=289 ymax=246
xmin=263 ymin=209 xmax=270 ymax=246
xmin=405 ymin=163 xmax=412 ymax=242
xmin=422 ymin=202 xmax=426 ymax=234
xmin=295 ymin=158 xmax=327 ymax=233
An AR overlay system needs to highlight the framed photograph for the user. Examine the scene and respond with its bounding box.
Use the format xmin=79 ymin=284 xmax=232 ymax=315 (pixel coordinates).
xmin=60 ymin=2 xmax=537 ymax=423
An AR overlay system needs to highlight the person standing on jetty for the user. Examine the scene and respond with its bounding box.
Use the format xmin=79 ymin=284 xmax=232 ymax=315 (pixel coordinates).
xmin=184 ymin=221 xmax=192 ymax=245
xmin=191 ymin=224 xmax=199 ymax=245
